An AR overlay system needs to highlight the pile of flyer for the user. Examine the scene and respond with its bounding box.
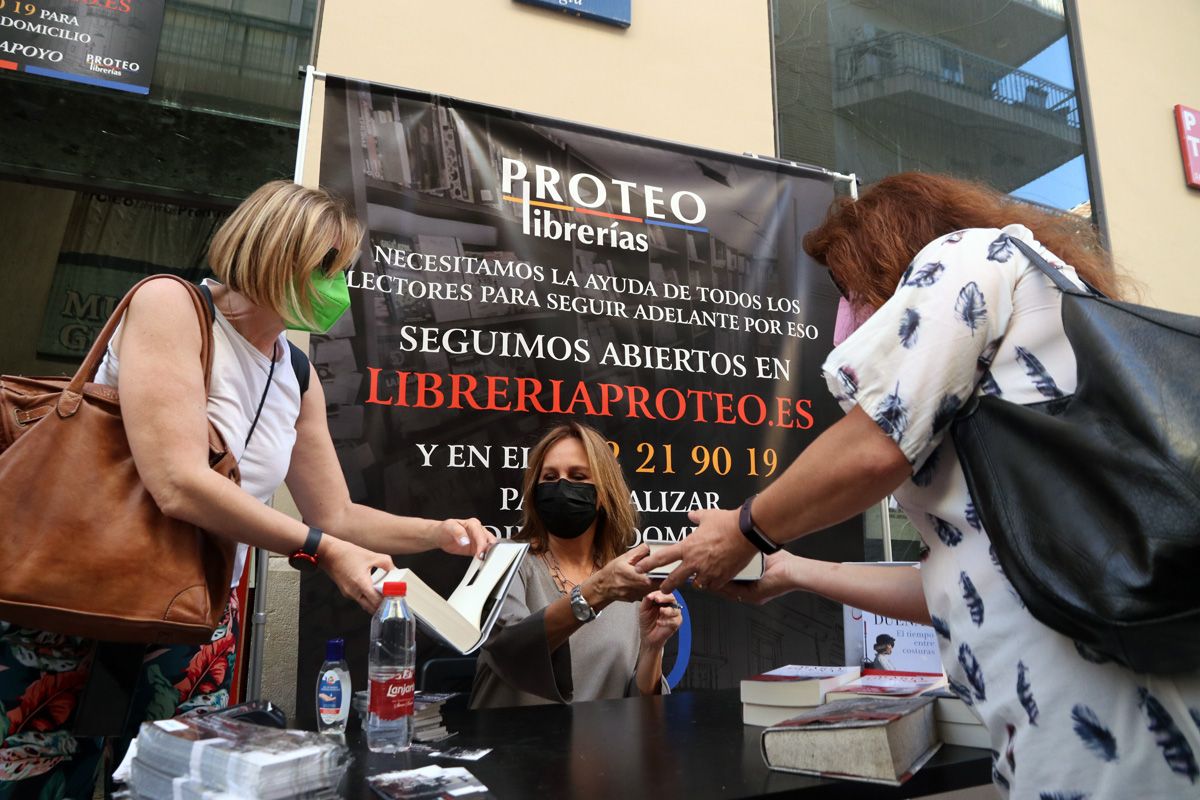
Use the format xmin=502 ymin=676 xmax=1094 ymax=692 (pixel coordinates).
xmin=129 ymin=714 xmax=349 ymax=799
xmin=354 ymin=690 xmax=458 ymax=742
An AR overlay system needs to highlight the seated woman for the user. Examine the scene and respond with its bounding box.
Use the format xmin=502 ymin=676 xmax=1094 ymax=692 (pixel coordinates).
xmin=470 ymin=421 xmax=680 ymax=708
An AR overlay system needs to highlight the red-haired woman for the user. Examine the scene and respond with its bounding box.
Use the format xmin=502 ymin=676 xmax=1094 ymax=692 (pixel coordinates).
xmin=640 ymin=174 xmax=1200 ymax=798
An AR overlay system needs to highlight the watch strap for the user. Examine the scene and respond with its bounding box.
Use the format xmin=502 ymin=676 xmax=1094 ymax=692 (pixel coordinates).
xmin=738 ymin=495 xmax=781 ymax=554
xmin=289 ymin=526 xmax=323 ymax=569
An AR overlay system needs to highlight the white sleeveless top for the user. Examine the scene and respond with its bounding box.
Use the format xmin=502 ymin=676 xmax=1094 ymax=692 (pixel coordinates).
xmin=96 ymin=279 xmax=302 ymax=587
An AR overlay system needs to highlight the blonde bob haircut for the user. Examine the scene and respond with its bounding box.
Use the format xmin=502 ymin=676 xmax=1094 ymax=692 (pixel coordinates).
xmin=516 ymin=421 xmax=638 ymax=568
xmin=208 ymin=180 xmax=363 ymax=328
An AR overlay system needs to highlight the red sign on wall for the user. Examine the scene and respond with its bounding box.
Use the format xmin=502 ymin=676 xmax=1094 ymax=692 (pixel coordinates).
xmin=1176 ymin=105 xmax=1200 ymax=189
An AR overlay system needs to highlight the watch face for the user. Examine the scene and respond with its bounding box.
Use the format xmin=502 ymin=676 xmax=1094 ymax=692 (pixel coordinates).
xmin=570 ymin=591 xmax=593 ymax=622
xmin=289 ymin=552 xmax=319 ymax=572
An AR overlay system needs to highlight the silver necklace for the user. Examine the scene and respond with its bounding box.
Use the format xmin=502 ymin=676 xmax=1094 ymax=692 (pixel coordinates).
xmin=544 ymin=550 xmax=593 ymax=597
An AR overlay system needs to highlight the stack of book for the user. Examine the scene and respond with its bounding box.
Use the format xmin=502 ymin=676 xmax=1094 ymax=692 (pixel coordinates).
xmin=923 ymin=685 xmax=988 ymax=747
xmin=129 ymin=715 xmax=348 ymax=798
xmin=353 ymin=690 xmax=459 ymax=743
xmin=823 ymin=670 xmax=985 ymax=745
xmin=740 ymin=665 xmax=861 ymax=727
xmin=411 ymin=692 xmax=456 ymax=743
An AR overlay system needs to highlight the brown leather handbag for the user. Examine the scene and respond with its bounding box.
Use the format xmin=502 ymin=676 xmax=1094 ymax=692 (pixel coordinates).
xmin=0 ymin=275 xmax=239 ymax=644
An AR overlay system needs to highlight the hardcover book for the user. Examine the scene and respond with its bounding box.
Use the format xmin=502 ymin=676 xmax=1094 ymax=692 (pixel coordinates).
xmin=743 ymin=702 xmax=807 ymax=728
xmin=644 ymin=542 xmax=764 ymax=581
xmin=825 ymin=670 xmax=946 ymax=702
xmin=740 ymin=665 xmax=861 ymax=707
xmin=760 ymin=696 xmax=939 ymax=786
xmin=842 ymin=563 xmax=943 ymax=674
xmin=922 ymin=685 xmax=981 ymax=725
xmin=937 ymin=720 xmax=990 ymax=748
xmin=371 ymin=541 xmax=528 ymax=654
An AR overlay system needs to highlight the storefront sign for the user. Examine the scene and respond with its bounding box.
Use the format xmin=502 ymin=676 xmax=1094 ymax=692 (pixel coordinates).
xmin=0 ymin=0 xmax=165 ymax=95
xmin=298 ymin=78 xmax=857 ymax=716
xmin=1176 ymin=104 xmax=1200 ymax=190
xmin=515 ymin=0 xmax=631 ymax=28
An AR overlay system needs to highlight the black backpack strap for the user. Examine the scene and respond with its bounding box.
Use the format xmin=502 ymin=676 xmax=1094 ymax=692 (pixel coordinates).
xmin=198 ymin=282 xmax=217 ymax=319
xmin=289 ymin=341 xmax=311 ymax=395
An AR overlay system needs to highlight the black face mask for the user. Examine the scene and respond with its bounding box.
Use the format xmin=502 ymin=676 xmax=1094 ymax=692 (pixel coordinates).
xmin=533 ymin=479 xmax=598 ymax=540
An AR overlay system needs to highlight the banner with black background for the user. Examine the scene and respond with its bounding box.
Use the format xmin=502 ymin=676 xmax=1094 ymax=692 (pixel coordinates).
xmin=0 ymin=0 xmax=165 ymax=94
xmin=296 ymin=77 xmax=863 ymax=723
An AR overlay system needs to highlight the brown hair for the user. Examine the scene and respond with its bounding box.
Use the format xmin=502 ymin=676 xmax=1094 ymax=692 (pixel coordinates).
xmin=803 ymin=172 xmax=1120 ymax=308
xmin=515 ymin=421 xmax=637 ymax=567
xmin=208 ymin=180 xmax=363 ymax=328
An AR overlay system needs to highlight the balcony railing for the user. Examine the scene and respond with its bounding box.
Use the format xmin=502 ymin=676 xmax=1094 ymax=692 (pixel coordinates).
xmin=835 ymin=33 xmax=1079 ymax=129
xmin=152 ymin=0 xmax=316 ymax=121
xmin=1015 ymin=0 xmax=1064 ymax=16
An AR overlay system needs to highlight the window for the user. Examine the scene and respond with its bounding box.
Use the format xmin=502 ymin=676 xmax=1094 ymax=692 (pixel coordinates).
xmin=774 ymin=0 xmax=1094 ymax=214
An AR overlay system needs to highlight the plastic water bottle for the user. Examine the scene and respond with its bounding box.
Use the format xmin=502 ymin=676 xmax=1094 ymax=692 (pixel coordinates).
xmin=315 ymin=638 xmax=350 ymax=736
xmin=367 ymin=581 xmax=416 ymax=752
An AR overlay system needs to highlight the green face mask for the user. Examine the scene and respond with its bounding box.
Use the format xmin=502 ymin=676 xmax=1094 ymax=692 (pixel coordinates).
xmin=287 ymin=270 xmax=351 ymax=333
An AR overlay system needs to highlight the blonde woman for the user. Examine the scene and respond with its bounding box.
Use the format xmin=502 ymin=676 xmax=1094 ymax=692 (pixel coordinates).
xmin=470 ymin=421 xmax=681 ymax=709
xmin=0 ymin=181 xmax=493 ymax=798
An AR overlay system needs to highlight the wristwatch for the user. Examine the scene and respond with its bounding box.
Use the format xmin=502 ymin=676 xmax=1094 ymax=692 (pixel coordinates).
xmin=288 ymin=526 xmax=323 ymax=571
xmin=738 ymin=495 xmax=782 ymax=554
xmin=569 ymin=584 xmax=598 ymax=624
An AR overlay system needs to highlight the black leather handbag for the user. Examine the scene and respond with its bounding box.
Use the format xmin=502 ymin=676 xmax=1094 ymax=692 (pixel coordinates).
xmin=952 ymin=236 xmax=1200 ymax=674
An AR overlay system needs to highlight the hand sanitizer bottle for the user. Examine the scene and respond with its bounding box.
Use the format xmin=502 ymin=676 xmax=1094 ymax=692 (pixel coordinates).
xmin=316 ymin=637 xmax=351 ymax=736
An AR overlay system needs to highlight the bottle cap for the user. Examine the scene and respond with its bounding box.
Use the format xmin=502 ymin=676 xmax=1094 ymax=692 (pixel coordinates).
xmin=325 ymin=637 xmax=344 ymax=661
xmin=383 ymin=581 xmax=407 ymax=597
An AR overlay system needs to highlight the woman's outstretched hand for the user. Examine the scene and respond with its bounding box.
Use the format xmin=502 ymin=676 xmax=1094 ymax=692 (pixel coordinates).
xmin=433 ymin=517 xmax=496 ymax=559
xmin=636 ymin=508 xmax=760 ymax=593
xmin=713 ymin=551 xmax=801 ymax=606
xmin=585 ymin=543 xmax=656 ymax=606
xmin=320 ymin=536 xmax=395 ymax=614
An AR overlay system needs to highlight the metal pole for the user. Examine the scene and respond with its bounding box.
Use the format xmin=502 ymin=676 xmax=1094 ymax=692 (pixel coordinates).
xmin=245 ymin=548 xmax=270 ymax=701
xmin=844 ymin=174 xmax=886 ymax=561
xmin=245 ymin=65 xmax=319 ymax=702
xmin=293 ymin=65 xmax=317 ymax=184
xmin=880 ymin=498 xmax=894 ymax=562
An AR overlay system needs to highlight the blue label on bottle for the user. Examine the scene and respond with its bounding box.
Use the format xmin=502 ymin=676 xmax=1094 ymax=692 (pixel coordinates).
xmin=318 ymin=670 xmax=343 ymax=721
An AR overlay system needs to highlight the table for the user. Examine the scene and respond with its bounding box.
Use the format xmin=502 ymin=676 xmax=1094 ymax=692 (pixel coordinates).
xmin=344 ymin=689 xmax=993 ymax=799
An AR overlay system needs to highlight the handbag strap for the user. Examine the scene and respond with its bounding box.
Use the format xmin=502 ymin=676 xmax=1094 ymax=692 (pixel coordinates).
xmin=1005 ymin=235 xmax=1106 ymax=299
xmin=57 ymin=275 xmax=214 ymax=418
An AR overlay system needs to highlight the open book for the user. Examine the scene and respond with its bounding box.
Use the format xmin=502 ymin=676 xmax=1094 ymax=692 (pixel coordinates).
xmin=644 ymin=541 xmax=764 ymax=581
xmin=371 ymin=542 xmax=528 ymax=654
